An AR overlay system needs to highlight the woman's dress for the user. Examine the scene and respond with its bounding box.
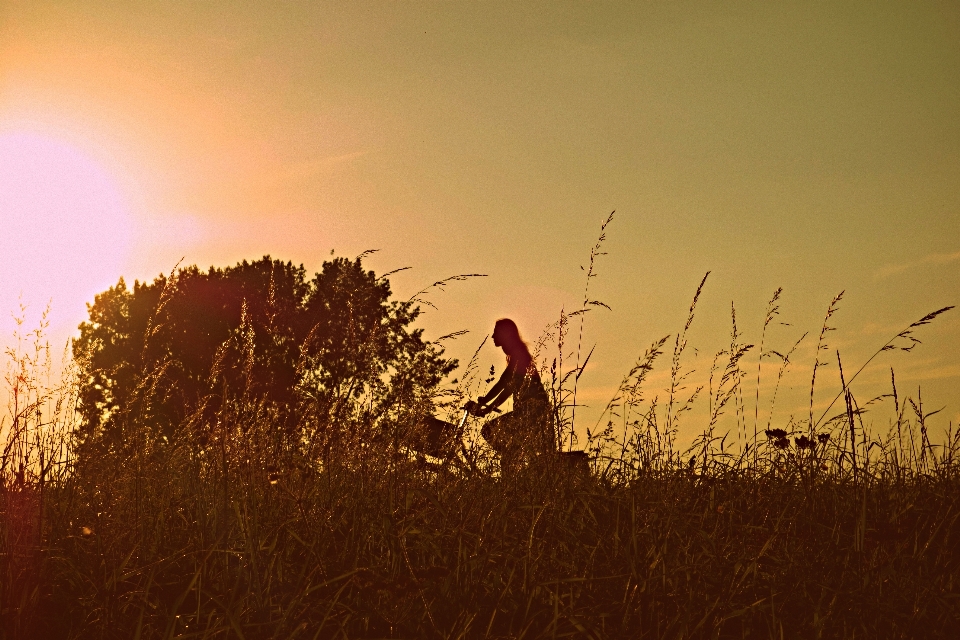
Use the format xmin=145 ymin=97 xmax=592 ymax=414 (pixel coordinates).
xmin=481 ymin=361 xmax=555 ymax=462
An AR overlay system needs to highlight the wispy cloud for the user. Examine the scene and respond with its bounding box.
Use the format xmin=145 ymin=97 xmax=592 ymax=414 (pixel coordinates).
xmin=265 ymin=151 xmax=368 ymax=187
xmin=876 ymin=250 xmax=960 ymax=279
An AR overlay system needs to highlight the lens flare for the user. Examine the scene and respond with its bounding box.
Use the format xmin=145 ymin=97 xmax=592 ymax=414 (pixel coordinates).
xmin=0 ymin=131 xmax=133 ymax=331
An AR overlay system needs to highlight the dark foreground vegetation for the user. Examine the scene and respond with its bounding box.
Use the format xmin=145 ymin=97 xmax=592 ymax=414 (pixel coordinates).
xmin=2 ymin=252 xmax=958 ymax=639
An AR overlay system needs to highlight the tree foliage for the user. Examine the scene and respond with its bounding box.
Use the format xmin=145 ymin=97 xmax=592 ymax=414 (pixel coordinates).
xmin=73 ymin=256 xmax=455 ymax=449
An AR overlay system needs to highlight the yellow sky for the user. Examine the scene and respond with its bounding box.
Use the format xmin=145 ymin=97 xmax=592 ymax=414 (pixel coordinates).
xmin=2 ymin=1 xmax=958 ymax=442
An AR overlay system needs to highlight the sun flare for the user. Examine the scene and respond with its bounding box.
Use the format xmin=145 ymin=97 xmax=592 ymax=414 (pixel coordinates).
xmin=0 ymin=130 xmax=133 ymax=330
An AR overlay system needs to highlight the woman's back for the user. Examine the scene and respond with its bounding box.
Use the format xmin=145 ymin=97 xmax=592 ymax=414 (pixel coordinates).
xmin=509 ymin=354 xmax=548 ymax=409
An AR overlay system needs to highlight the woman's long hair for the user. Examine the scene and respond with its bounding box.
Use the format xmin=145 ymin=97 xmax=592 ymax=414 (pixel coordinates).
xmin=495 ymin=318 xmax=533 ymax=372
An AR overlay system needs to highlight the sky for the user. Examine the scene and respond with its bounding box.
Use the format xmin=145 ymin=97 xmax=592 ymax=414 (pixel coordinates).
xmin=1 ymin=0 xmax=958 ymax=445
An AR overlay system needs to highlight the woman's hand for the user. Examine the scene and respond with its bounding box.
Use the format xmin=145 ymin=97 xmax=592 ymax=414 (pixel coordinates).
xmin=465 ymin=400 xmax=486 ymax=417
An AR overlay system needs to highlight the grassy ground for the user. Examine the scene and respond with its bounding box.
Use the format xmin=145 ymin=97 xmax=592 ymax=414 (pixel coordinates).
xmin=5 ymin=416 xmax=959 ymax=639
xmin=2 ymin=266 xmax=958 ymax=638
xmin=3 ymin=360 xmax=959 ymax=638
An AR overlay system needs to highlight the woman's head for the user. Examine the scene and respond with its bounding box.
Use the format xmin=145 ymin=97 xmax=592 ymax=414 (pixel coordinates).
xmin=492 ymin=318 xmax=525 ymax=353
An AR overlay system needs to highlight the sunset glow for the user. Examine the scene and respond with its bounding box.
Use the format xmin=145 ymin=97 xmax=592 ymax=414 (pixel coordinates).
xmin=0 ymin=130 xmax=133 ymax=332
xmin=0 ymin=1 xmax=957 ymax=428
xmin=2 ymin=4 xmax=959 ymax=633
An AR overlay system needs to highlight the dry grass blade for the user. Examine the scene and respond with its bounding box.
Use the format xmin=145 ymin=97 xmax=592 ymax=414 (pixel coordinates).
xmin=808 ymin=291 xmax=844 ymax=432
xmin=665 ymin=271 xmax=710 ymax=443
xmin=813 ymin=305 xmax=955 ymax=430
xmin=753 ymin=288 xmax=782 ymax=453
xmin=408 ymin=273 xmax=487 ymax=309
xmin=435 ymin=329 xmax=470 ymax=343
xmin=570 ymin=211 xmax=615 ymax=435
xmin=376 ymin=265 xmax=412 ymax=281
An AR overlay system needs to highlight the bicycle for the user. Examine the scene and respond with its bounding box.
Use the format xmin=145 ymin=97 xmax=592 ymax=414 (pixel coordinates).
xmin=402 ymin=408 xmax=591 ymax=476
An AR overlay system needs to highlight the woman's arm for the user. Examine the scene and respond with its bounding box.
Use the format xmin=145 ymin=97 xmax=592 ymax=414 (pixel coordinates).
xmin=473 ymin=365 xmax=515 ymax=415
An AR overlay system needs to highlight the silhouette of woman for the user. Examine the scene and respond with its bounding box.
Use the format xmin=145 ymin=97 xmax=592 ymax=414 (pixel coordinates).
xmin=466 ymin=319 xmax=555 ymax=468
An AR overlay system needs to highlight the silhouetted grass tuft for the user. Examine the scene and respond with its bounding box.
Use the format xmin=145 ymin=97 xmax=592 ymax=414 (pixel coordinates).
xmin=2 ymin=269 xmax=958 ymax=639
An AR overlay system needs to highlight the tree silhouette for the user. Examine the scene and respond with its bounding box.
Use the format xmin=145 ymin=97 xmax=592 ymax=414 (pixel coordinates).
xmin=73 ymin=256 xmax=454 ymax=450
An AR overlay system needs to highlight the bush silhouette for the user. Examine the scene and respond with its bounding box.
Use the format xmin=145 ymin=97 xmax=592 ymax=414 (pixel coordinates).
xmin=73 ymin=255 xmax=455 ymax=453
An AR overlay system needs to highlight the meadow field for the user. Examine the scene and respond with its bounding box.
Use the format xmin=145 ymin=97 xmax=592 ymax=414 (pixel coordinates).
xmin=1 ymin=256 xmax=958 ymax=640
xmin=4 ymin=1 xmax=960 ymax=637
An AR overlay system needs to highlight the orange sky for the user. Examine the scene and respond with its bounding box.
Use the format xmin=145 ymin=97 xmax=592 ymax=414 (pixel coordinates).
xmin=2 ymin=1 xmax=958 ymax=443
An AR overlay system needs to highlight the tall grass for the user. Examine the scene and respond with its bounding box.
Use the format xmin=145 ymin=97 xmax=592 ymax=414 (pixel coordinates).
xmin=1 ymin=270 xmax=958 ymax=639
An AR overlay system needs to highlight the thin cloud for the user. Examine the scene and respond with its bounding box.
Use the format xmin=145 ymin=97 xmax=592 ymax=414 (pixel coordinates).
xmin=282 ymin=151 xmax=367 ymax=182
xmin=256 ymin=151 xmax=368 ymax=190
xmin=876 ymin=250 xmax=960 ymax=279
